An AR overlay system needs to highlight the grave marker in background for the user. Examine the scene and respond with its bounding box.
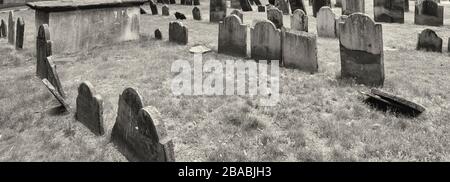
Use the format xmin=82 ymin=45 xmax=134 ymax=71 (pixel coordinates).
xmin=169 ymin=21 xmax=188 ymax=45
xmin=416 ymin=29 xmax=442 ymax=52
xmin=291 ymin=9 xmax=308 ymax=32
xmin=282 ymin=29 xmax=318 ymax=73
xmin=218 ymin=15 xmax=248 ymax=57
xmin=76 ymin=81 xmax=104 ymax=136
xmin=15 ymin=17 xmax=25 ymax=49
xmin=251 ymin=20 xmax=282 ymax=61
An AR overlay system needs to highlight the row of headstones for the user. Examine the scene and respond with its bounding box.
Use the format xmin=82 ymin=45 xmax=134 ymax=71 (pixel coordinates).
xmin=35 ymin=24 xmax=174 ymax=162
xmin=0 ymin=11 xmax=25 ymax=49
xmin=147 ymin=0 xmax=203 ymax=20
xmin=157 ymin=0 xmax=200 ymax=5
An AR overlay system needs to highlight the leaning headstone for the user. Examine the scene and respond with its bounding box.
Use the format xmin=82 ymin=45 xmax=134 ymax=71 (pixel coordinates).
xmin=267 ymin=7 xmax=284 ymax=29
xmin=291 ymin=9 xmax=308 ymax=32
xmin=258 ymin=5 xmax=266 ymax=12
xmin=374 ymin=0 xmax=404 ymax=23
xmin=416 ymin=29 xmax=442 ymax=52
xmin=8 ymin=11 xmax=15 ymax=45
xmin=289 ymin=0 xmax=307 ymax=14
xmin=169 ymin=21 xmax=188 ymax=45
xmin=0 ymin=19 xmax=6 ymax=38
xmin=194 ymin=0 xmax=200 ymax=5
xmin=231 ymin=9 xmax=244 ymax=22
xmin=150 ymin=0 xmax=159 ymax=15
xmin=414 ymin=0 xmax=443 ymax=26
xmin=312 ymin=0 xmax=331 ymax=17
xmin=42 ymin=79 xmax=70 ymax=112
xmin=253 ymin=0 xmax=262 ymax=5
xmin=276 ymin=0 xmax=291 ymax=15
xmin=155 ymin=29 xmax=162 ymax=39
xmin=317 ymin=7 xmax=337 ymax=38
xmin=42 ymin=56 xmax=66 ymax=98
xmin=210 ymin=0 xmax=227 ymax=22
xmin=364 ymin=88 xmax=426 ymax=117
xmin=342 ymin=0 xmax=365 ymax=15
xmin=36 ymin=24 xmax=52 ymax=79
xmin=251 ymin=20 xmax=282 ymax=61
xmin=15 ymin=17 xmax=25 ymax=50
xmin=339 ymin=13 xmax=384 ymax=87
xmin=76 ymin=81 xmax=104 ymax=136
xmin=193 ymin=7 xmax=202 ymax=20
xmin=218 ymin=15 xmax=248 ymax=57
xmin=240 ymin=0 xmax=253 ymax=12
xmin=111 ymin=88 xmax=175 ymax=162
xmin=162 ymin=5 xmax=170 ymax=16
xmin=282 ymin=29 xmax=318 ymax=73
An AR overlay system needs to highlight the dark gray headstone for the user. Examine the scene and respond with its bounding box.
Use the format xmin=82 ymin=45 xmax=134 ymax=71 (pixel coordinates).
xmin=258 ymin=5 xmax=266 ymax=12
xmin=404 ymin=0 xmax=409 ymax=12
xmin=185 ymin=0 xmax=192 ymax=5
xmin=15 ymin=17 xmax=24 ymax=50
xmin=193 ymin=7 xmax=202 ymax=20
xmin=42 ymin=79 xmax=70 ymax=112
xmin=169 ymin=21 xmax=188 ymax=45
xmin=8 ymin=11 xmax=15 ymax=45
xmin=364 ymin=88 xmax=426 ymax=117
xmin=416 ymin=29 xmax=442 ymax=52
xmin=170 ymin=0 xmax=176 ymax=4
xmin=76 ymin=81 xmax=104 ymax=136
xmin=36 ymin=24 xmax=52 ymax=79
xmin=218 ymin=15 xmax=248 ymax=57
xmin=150 ymin=0 xmax=159 ymax=15
xmin=210 ymin=0 xmax=227 ymax=22
xmin=374 ymin=0 xmax=405 ymax=23
xmin=162 ymin=5 xmax=170 ymax=16
xmin=155 ymin=29 xmax=162 ymax=39
xmin=194 ymin=0 xmax=200 ymax=5
xmin=414 ymin=0 xmax=443 ymax=26
xmin=0 ymin=19 xmax=6 ymax=38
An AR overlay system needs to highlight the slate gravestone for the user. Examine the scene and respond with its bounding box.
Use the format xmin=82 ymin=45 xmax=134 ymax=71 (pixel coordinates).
xmin=251 ymin=20 xmax=282 ymax=61
xmin=8 ymin=11 xmax=15 ymax=45
xmin=276 ymin=0 xmax=291 ymax=15
xmin=374 ymin=0 xmax=404 ymax=23
xmin=269 ymin=0 xmax=275 ymax=5
xmin=155 ymin=29 xmax=162 ymax=39
xmin=15 ymin=17 xmax=25 ymax=50
xmin=111 ymin=88 xmax=175 ymax=162
xmin=193 ymin=7 xmax=202 ymax=20
xmin=339 ymin=13 xmax=384 ymax=87
xmin=36 ymin=24 xmax=52 ymax=78
xmin=416 ymin=29 xmax=442 ymax=52
xmin=175 ymin=12 xmax=186 ymax=20
xmin=267 ymin=7 xmax=284 ymax=29
xmin=282 ymin=29 xmax=318 ymax=73
xmin=231 ymin=9 xmax=244 ymax=22
xmin=162 ymin=5 xmax=170 ymax=16
xmin=290 ymin=0 xmax=306 ymax=14
xmin=291 ymin=9 xmax=308 ymax=32
xmin=42 ymin=79 xmax=70 ymax=112
xmin=210 ymin=0 xmax=227 ymax=22
xmin=258 ymin=5 xmax=266 ymax=12
xmin=194 ymin=0 xmax=200 ymax=5
xmin=157 ymin=0 xmax=163 ymax=3
xmin=169 ymin=21 xmax=188 ymax=45
xmin=163 ymin=0 xmax=170 ymax=4
xmin=317 ymin=7 xmax=337 ymax=38
xmin=150 ymin=0 xmax=159 ymax=15
xmin=414 ymin=0 xmax=443 ymax=26
xmin=218 ymin=15 xmax=248 ymax=57
xmin=0 ymin=19 xmax=6 ymax=38
xmin=76 ymin=81 xmax=104 ymax=136
xmin=240 ymin=0 xmax=253 ymax=11
xmin=342 ymin=0 xmax=365 ymax=15
xmin=312 ymin=0 xmax=331 ymax=17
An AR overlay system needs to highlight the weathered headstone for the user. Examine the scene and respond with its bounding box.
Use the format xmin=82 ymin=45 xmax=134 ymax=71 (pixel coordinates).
xmin=42 ymin=79 xmax=70 ymax=112
xmin=339 ymin=13 xmax=384 ymax=87
xmin=416 ymin=29 xmax=442 ymax=52
xmin=193 ymin=7 xmax=202 ymax=20
xmin=291 ymin=9 xmax=308 ymax=32
xmin=312 ymin=0 xmax=331 ymax=17
xmin=0 ymin=19 xmax=6 ymax=38
xmin=290 ymin=0 xmax=306 ymax=14
xmin=231 ymin=9 xmax=244 ymax=22
xmin=251 ymin=20 xmax=282 ymax=61
xmin=76 ymin=81 xmax=104 ymax=136
xmin=180 ymin=0 xmax=185 ymax=4
xmin=155 ymin=29 xmax=162 ymax=39
xmin=111 ymin=88 xmax=175 ymax=162
xmin=240 ymin=0 xmax=253 ymax=12
xmin=282 ymin=29 xmax=318 ymax=73
xmin=194 ymin=0 xmax=200 ymax=5
xmin=36 ymin=24 xmax=52 ymax=78
xmin=218 ymin=15 xmax=248 ymax=57
xmin=342 ymin=0 xmax=365 ymax=15
xmin=210 ymin=0 xmax=227 ymax=22
xmin=414 ymin=0 xmax=443 ymax=26
xmin=317 ymin=7 xmax=337 ymax=38
xmin=258 ymin=5 xmax=266 ymax=12
xmin=169 ymin=21 xmax=188 ymax=45
xmin=150 ymin=0 xmax=159 ymax=15
xmin=374 ymin=0 xmax=405 ymax=23
xmin=267 ymin=7 xmax=284 ymax=29
xmin=276 ymin=0 xmax=291 ymax=15
xmin=162 ymin=5 xmax=170 ymax=16
xmin=42 ymin=56 xmax=66 ymax=98
xmin=15 ymin=17 xmax=25 ymax=50
xmin=8 ymin=11 xmax=15 ymax=45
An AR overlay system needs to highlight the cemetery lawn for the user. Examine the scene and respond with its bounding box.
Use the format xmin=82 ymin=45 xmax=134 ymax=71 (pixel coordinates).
xmin=1 ymin=0 xmax=450 ymax=161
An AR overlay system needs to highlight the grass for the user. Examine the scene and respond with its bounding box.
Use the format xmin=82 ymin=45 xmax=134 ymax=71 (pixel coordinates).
xmin=0 ymin=0 xmax=450 ymax=161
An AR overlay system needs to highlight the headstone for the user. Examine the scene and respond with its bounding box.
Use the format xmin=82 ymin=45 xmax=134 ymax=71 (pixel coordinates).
xmin=76 ymin=81 xmax=104 ymax=136
xmin=282 ymin=29 xmax=318 ymax=73
xmin=240 ymin=0 xmax=253 ymax=11
xmin=317 ymin=7 xmax=337 ymax=38
xmin=175 ymin=12 xmax=187 ymax=20
xmin=267 ymin=7 xmax=284 ymax=29
xmin=251 ymin=20 xmax=282 ymax=61
xmin=150 ymin=0 xmax=159 ymax=15
xmin=258 ymin=5 xmax=266 ymax=12
xmin=42 ymin=79 xmax=70 ymax=112
xmin=157 ymin=0 xmax=163 ymax=3
xmin=414 ymin=0 xmax=443 ymax=26
xmin=193 ymin=7 xmax=202 ymax=20
xmin=218 ymin=15 xmax=248 ymax=57
xmin=374 ymin=0 xmax=405 ymax=23
xmin=8 ymin=11 xmax=15 ymax=45
xmin=269 ymin=0 xmax=275 ymax=5
xmin=342 ymin=0 xmax=365 ymax=15
xmin=210 ymin=0 xmax=227 ymax=22
xmin=169 ymin=21 xmax=188 ymax=45
xmin=189 ymin=45 xmax=212 ymax=54
xmin=416 ymin=29 xmax=442 ymax=52
xmin=180 ymin=0 xmax=185 ymax=4
xmin=42 ymin=56 xmax=66 ymax=98
xmin=276 ymin=0 xmax=291 ymax=15
xmin=162 ymin=5 xmax=170 ymax=16
xmin=111 ymin=88 xmax=175 ymax=162
xmin=155 ymin=29 xmax=162 ymax=39
xmin=194 ymin=0 xmax=200 ymax=5
xmin=0 ymin=19 xmax=6 ymax=38
xmin=339 ymin=13 xmax=384 ymax=87
xmin=36 ymin=24 xmax=52 ymax=79
xmin=231 ymin=0 xmax=241 ymax=9
xmin=448 ymin=37 xmax=450 ymax=53
xmin=290 ymin=0 xmax=307 ymax=14
xmin=291 ymin=9 xmax=308 ymax=32
xmin=15 ymin=17 xmax=25 ymax=50
xmin=231 ymin=9 xmax=244 ymax=22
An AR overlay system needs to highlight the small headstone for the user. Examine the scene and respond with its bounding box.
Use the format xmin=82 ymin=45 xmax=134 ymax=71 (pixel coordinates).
xmin=416 ymin=29 xmax=442 ymax=52
xmin=169 ymin=21 xmax=188 ymax=45
xmin=317 ymin=7 xmax=337 ymax=38
xmin=193 ymin=7 xmax=202 ymax=20
xmin=162 ymin=5 xmax=170 ymax=16
xmin=374 ymin=0 xmax=405 ymax=23
xmin=414 ymin=0 xmax=443 ymax=26
xmin=289 ymin=0 xmax=307 ymax=14
xmin=150 ymin=0 xmax=159 ymax=15
xmin=312 ymin=0 xmax=331 ymax=17
xmin=240 ymin=0 xmax=253 ymax=12
xmin=342 ymin=0 xmax=365 ymax=15
xmin=155 ymin=29 xmax=162 ymax=39
xmin=258 ymin=5 xmax=266 ymax=12
xmin=276 ymin=0 xmax=291 ymax=15
xmin=363 ymin=88 xmax=426 ymax=117
xmin=175 ymin=12 xmax=187 ymax=20
xmin=42 ymin=79 xmax=70 ymax=112
xmin=0 ymin=19 xmax=6 ymax=38
xmin=334 ymin=15 xmax=348 ymax=38
xmin=282 ymin=29 xmax=318 ymax=73
xmin=193 ymin=0 xmax=200 ymax=5
xmin=76 ymin=81 xmax=104 ymax=136
xmin=251 ymin=20 xmax=282 ymax=61
xmin=180 ymin=0 xmax=185 ymax=4
xmin=267 ymin=7 xmax=284 ymax=29
xmin=231 ymin=9 xmax=244 ymax=22
xmin=291 ymin=9 xmax=308 ymax=32
xmin=218 ymin=15 xmax=248 ymax=57
xmin=210 ymin=0 xmax=227 ymax=22
xmin=15 ymin=17 xmax=25 ymax=50
xmin=8 ymin=11 xmax=15 ymax=45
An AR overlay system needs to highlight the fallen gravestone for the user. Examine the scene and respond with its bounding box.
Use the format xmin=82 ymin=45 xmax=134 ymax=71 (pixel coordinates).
xmin=42 ymin=56 xmax=66 ymax=98
xmin=193 ymin=7 xmax=202 ymax=20
xmin=317 ymin=7 xmax=337 ymax=38
xmin=0 ymin=19 xmax=6 ymax=38
xmin=169 ymin=21 xmax=188 ymax=45
xmin=231 ymin=9 xmax=244 ymax=22
xmin=140 ymin=7 xmax=149 ymax=14
xmin=218 ymin=15 xmax=248 ymax=57
xmin=240 ymin=0 xmax=253 ymax=12
xmin=155 ymin=29 xmax=162 ymax=39
xmin=111 ymin=88 xmax=175 ymax=162
xmin=15 ymin=17 xmax=24 ymax=49
xmin=162 ymin=5 xmax=170 ymax=16
xmin=76 ymin=81 xmax=104 ymax=136
xmin=251 ymin=20 xmax=282 ymax=61
xmin=210 ymin=0 xmax=227 ymax=22
xmin=175 ymin=12 xmax=186 ymax=20
xmin=189 ymin=45 xmax=212 ymax=54
xmin=150 ymin=0 xmax=159 ymax=15
xmin=339 ymin=13 xmax=384 ymax=87
xmin=170 ymin=0 xmax=176 ymax=4
xmin=42 ymin=79 xmax=70 ymax=112
xmin=312 ymin=0 xmax=331 ymax=17
xmin=282 ymin=29 xmax=318 ymax=73
xmin=416 ymin=29 xmax=442 ymax=52
xmin=342 ymin=0 xmax=365 ymax=15
xmin=8 ymin=11 xmax=15 ymax=45
xmin=363 ymin=88 xmax=426 ymax=117
xmin=291 ymin=9 xmax=308 ymax=32
xmin=267 ymin=7 xmax=284 ymax=29
xmin=374 ymin=0 xmax=404 ymax=23
xmin=414 ymin=0 xmax=443 ymax=26
xmin=290 ymin=0 xmax=306 ymax=14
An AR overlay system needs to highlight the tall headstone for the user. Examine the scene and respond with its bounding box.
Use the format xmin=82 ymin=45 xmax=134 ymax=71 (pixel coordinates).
xmin=15 ymin=17 xmax=25 ymax=50
xmin=155 ymin=29 xmax=162 ymax=39
xmin=312 ymin=0 xmax=331 ymax=17
xmin=339 ymin=13 xmax=384 ymax=87
xmin=291 ymin=9 xmax=308 ymax=32
xmin=36 ymin=24 xmax=52 ymax=78
xmin=290 ymin=0 xmax=307 ymax=14
xmin=0 ymin=19 xmax=6 ymax=38
xmin=267 ymin=7 xmax=284 ymax=29
xmin=276 ymin=0 xmax=291 ymax=15
xmin=218 ymin=15 xmax=248 ymax=57
xmin=374 ymin=0 xmax=405 ymax=23
xmin=251 ymin=20 xmax=282 ymax=61
xmin=416 ymin=29 xmax=442 ymax=52
xmin=170 ymin=0 xmax=176 ymax=4
xmin=149 ymin=0 xmax=159 ymax=15
xmin=193 ymin=7 xmax=202 ymax=20
xmin=282 ymin=29 xmax=318 ymax=73
xmin=7 ymin=11 xmax=15 ymax=45
xmin=240 ymin=0 xmax=253 ymax=11
xmin=342 ymin=0 xmax=365 ymax=15
xmin=76 ymin=81 xmax=104 ymax=136
xmin=317 ymin=7 xmax=337 ymax=38
xmin=162 ymin=5 xmax=170 ymax=16
xmin=169 ymin=21 xmax=188 ymax=45
xmin=210 ymin=0 xmax=227 ymax=22
xmin=414 ymin=0 xmax=443 ymax=26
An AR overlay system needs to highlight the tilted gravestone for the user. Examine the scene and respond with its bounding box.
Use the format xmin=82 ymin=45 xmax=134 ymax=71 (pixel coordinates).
xmin=162 ymin=5 xmax=170 ymax=16
xmin=231 ymin=9 xmax=244 ymax=22
xmin=374 ymin=0 xmax=405 ymax=23
xmin=155 ymin=29 xmax=162 ymax=39
xmin=251 ymin=20 xmax=282 ymax=61
xmin=0 ymin=19 xmax=6 ymax=38
xmin=193 ymin=0 xmax=200 ymax=5
xmin=290 ymin=0 xmax=307 ymax=14
xmin=8 ymin=11 xmax=15 ymax=45
xmin=76 ymin=81 xmax=104 ymax=136
xmin=218 ymin=15 xmax=248 ymax=57
xmin=317 ymin=7 xmax=337 ymax=38
xmin=240 ymin=0 xmax=253 ymax=12
xmin=414 ymin=0 xmax=443 ymax=26
xmin=111 ymin=88 xmax=175 ymax=162
xmin=342 ymin=0 xmax=365 ymax=15
xmin=42 ymin=79 xmax=70 ymax=112
xmin=416 ymin=29 xmax=442 ymax=52
xmin=193 ymin=7 xmax=202 ymax=20
xmin=15 ymin=17 xmax=25 ymax=50
xmin=42 ymin=56 xmax=66 ymax=98
xmin=149 ymin=0 xmax=159 ymax=15
xmin=339 ymin=13 xmax=384 ymax=87
xmin=169 ymin=21 xmax=188 ymax=45
xmin=275 ymin=0 xmax=291 ymax=15
xmin=282 ymin=29 xmax=318 ymax=73
xmin=267 ymin=7 xmax=284 ymax=29
xmin=291 ymin=9 xmax=308 ymax=32
xmin=210 ymin=0 xmax=227 ymax=22
xmin=312 ymin=0 xmax=331 ymax=17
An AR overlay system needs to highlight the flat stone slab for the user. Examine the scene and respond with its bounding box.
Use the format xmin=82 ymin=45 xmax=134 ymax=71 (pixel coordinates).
xmin=363 ymin=89 xmax=425 ymax=117
xmin=189 ymin=45 xmax=211 ymax=54
xmin=27 ymin=0 xmax=146 ymax=12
